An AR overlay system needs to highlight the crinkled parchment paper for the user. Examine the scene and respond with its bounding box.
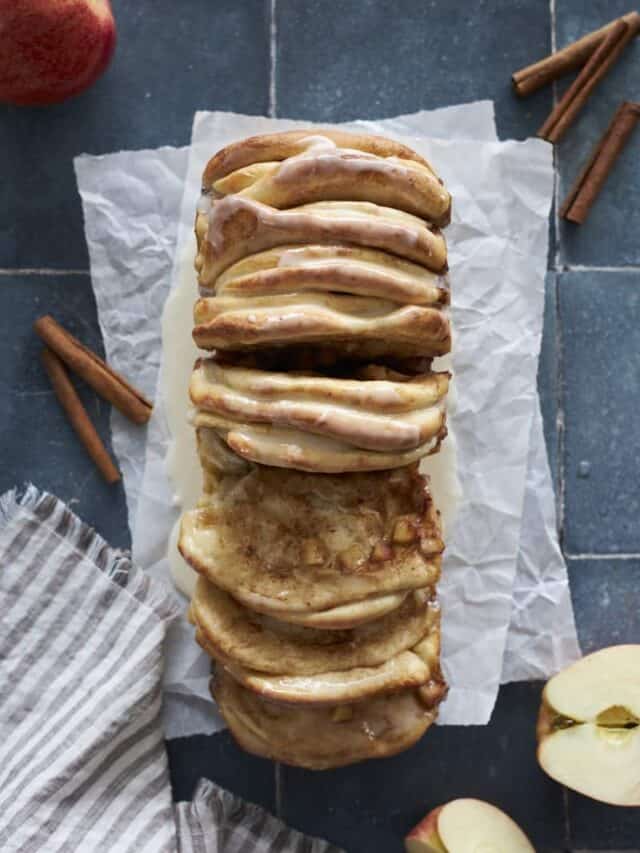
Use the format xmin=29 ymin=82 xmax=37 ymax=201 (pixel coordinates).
xmin=75 ymin=103 xmax=579 ymax=738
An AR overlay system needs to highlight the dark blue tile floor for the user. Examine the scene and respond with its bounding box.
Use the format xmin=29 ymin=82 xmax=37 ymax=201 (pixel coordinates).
xmin=560 ymin=271 xmax=640 ymax=555
xmin=1 ymin=1 xmax=639 ymax=850
xmin=275 ymin=0 xmax=553 ymax=140
xmin=0 ymin=274 xmax=130 ymax=549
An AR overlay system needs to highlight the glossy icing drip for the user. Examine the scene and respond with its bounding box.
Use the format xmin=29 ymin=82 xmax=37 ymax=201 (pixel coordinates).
xmin=202 ymin=196 xmax=446 ymax=280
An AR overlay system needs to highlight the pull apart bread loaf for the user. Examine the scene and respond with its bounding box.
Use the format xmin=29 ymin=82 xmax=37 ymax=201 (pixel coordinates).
xmin=178 ymin=129 xmax=452 ymax=769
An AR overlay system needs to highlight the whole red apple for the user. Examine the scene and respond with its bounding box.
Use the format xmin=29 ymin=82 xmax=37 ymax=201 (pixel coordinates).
xmin=0 ymin=0 xmax=116 ymax=106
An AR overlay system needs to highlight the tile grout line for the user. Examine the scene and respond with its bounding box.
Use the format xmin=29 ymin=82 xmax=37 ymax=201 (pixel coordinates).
xmin=561 ymin=264 xmax=640 ymax=272
xmin=553 ymin=271 xmax=564 ymax=535
xmin=556 ymin=233 xmax=566 ymax=551
xmin=4 ymin=263 xmax=636 ymax=278
xmin=566 ymin=553 xmax=640 ymax=560
xmin=550 ymin=0 xmax=562 ymax=274
xmin=549 ymin=0 xmax=566 ymax=547
xmin=562 ymin=786 xmax=571 ymax=850
xmin=551 ymin=11 xmax=569 ymax=843
xmin=0 ymin=268 xmax=89 ymax=276
xmin=268 ymin=0 xmax=277 ymax=118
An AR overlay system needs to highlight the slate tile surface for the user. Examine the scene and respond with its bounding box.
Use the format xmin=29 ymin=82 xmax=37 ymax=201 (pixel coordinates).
xmin=569 ymin=792 xmax=640 ymax=851
xmin=555 ymin=0 xmax=640 ymax=267
xmin=560 ymin=270 xmax=640 ymax=554
xmin=275 ymin=0 xmax=552 ymax=140
xmin=568 ymin=557 xmax=640 ymax=653
xmin=166 ymin=733 xmax=276 ymax=812
xmin=280 ymin=682 xmax=565 ymax=852
xmin=0 ymin=273 xmax=130 ymax=550
xmin=0 ymin=0 xmax=270 ymax=270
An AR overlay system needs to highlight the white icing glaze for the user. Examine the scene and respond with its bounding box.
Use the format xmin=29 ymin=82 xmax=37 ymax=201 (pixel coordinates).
xmin=196 ymin=193 xmax=212 ymax=215
xmin=204 ymin=196 xmax=445 ymax=277
xmin=202 ymin=421 xmax=442 ymax=473
xmin=193 ymin=292 xmax=450 ymax=357
xmin=191 ymin=362 xmax=447 ymax=452
xmin=273 ymin=147 xmax=448 ymax=209
xmin=168 ymin=518 xmax=198 ymax=599
xmin=421 ymin=352 xmax=460 ymax=536
xmin=161 ymin=234 xmax=202 ymax=601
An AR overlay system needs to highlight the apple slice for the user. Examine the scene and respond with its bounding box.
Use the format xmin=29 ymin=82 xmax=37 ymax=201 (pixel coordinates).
xmin=405 ymin=798 xmax=534 ymax=853
xmin=537 ymin=644 xmax=640 ymax=806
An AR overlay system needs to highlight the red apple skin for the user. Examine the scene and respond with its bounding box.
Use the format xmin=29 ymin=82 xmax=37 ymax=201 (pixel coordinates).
xmin=405 ymin=805 xmax=444 ymax=852
xmin=0 ymin=0 xmax=116 ymax=106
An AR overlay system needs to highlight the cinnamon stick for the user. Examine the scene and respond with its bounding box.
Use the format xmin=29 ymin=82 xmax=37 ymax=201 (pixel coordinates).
xmin=560 ymin=101 xmax=640 ymax=224
xmin=538 ymin=19 xmax=634 ymax=143
xmin=513 ymin=11 xmax=640 ymax=97
xmin=41 ymin=348 xmax=121 ymax=484
xmin=34 ymin=315 xmax=152 ymax=425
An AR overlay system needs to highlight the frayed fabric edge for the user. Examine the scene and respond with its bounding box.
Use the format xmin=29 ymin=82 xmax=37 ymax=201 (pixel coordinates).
xmin=0 ymin=484 xmax=180 ymax=625
xmin=177 ymin=778 xmax=345 ymax=853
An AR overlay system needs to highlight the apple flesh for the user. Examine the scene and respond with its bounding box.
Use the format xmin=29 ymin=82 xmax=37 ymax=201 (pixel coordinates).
xmin=0 ymin=0 xmax=116 ymax=105
xmin=537 ymin=644 xmax=640 ymax=806
xmin=405 ymin=798 xmax=534 ymax=853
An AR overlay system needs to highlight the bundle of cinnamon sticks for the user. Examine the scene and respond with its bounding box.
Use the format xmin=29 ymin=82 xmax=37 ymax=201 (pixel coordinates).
xmin=35 ymin=315 xmax=153 ymax=483
xmin=512 ymin=11 xmax=640 ymax=223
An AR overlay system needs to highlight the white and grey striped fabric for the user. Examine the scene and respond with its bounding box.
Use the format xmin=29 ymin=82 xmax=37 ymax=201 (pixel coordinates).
xmin=0 ymin=486 xmax=180 ymax=852
xmin=0 ymin=487 xmax=343 ymax=853
xmin=175 ymin=781 xmax=343 ymax=853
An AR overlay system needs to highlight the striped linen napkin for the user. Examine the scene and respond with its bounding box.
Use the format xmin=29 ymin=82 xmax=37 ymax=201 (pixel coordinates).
xmin=176 ymin=780 xmax=343 ymax=853
xmin=0 ymin=487 xmax=342 ymax=853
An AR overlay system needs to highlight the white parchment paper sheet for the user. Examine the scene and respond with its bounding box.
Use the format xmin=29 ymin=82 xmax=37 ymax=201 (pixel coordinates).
xmin=75 ymin=103 xmax=579 ymax=737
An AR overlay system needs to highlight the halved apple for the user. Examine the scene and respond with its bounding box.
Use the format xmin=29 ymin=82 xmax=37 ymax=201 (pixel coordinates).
xmin=537 ymin=644 xmax=640 ymax=806
xmin=405 ymin=798 xmax=534 ymax=852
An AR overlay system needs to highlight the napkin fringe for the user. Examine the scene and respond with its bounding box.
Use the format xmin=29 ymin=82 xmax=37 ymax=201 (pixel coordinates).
xmin=177 ymin=779 xmax=344 ymax=853
xmin=0 ymin=484 xmax=180 ymax=624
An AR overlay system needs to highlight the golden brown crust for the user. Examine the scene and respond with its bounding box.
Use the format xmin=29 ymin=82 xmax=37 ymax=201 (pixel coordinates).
xmin=209 ymin=646 xmax=432 ymax=706
xmin=213 ymin=667 xmax=440 ymax=769
xmin=192 ymin=293 xmax=451 ymax=359
xmin=191 ymin=578 xmax=439 ymax=677
xmin=213 ymin=245 xmax=450 ymax=305
xmin=211 ymin=152 xmax=450 ymax=226
xmin=189 ymin=359 xmax=449 ymax=453
xmin=260 ymin=591 xmax=409 ymax=630
xmin=197 ymin=421 xmax=445 ymax=473
xmin=195 ymin=198 xmax=448 ymax=287
xmin=202 ymin=129 xmax=437 ymax=187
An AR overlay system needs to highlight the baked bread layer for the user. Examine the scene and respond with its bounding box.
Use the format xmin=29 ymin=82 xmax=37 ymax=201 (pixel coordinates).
xmin=179 ymin=464 xmax=443 ymax=613
xmin=190 ymin=360 xmax=449 ymax=453
xmin=191 ymin=578 xmax=439 ymax=677
xmin=202 ymin=128 xmax=450 ymax=226
xmin=213 ymin=667 xmax=445 ymax=770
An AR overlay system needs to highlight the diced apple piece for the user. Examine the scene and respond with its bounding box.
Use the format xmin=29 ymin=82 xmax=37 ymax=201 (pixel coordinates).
xmin=537 ymin=645 xmax=640 ymax=806
xmin=405 ymin=799 xmax=534 ymax=853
